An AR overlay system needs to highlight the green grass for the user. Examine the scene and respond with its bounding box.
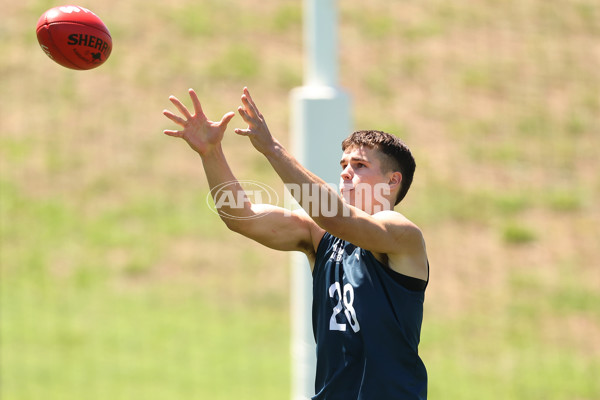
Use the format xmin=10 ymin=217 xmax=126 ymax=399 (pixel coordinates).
xmin=1 ymin=278 xmax=289 ymax=400
xmin=1 ymin=180 xmax=290 ymax=400
xmin=424 ymin=316 xmax=600 ymax=400
xmin=502 ymin=222 xmax=537 ymax=244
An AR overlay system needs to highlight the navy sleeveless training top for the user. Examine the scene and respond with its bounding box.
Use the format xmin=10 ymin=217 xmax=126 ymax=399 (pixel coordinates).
xmin=312 ymin=232 xmax=428 ymax=400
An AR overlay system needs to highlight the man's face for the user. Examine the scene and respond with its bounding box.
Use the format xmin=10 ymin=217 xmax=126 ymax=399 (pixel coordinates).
xmin=339 ymin=145 xmax=393 ymax=214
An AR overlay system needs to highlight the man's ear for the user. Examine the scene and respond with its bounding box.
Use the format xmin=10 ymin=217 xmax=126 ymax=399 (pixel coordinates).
xmin=388 ymin=171 xmax=402 ymax=189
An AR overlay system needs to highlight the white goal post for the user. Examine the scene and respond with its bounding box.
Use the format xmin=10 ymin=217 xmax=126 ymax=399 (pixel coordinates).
xmin=290 ymin=1 xmax=351 ymax=399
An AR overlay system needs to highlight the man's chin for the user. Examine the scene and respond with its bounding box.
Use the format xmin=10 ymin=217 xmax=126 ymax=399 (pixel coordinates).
xmin=340 ymin=191 xmax=354 ymax=205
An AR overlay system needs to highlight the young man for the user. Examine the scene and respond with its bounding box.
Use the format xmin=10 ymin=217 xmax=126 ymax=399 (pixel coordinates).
xmin=163 ymin=87 xmax=429 ymax=400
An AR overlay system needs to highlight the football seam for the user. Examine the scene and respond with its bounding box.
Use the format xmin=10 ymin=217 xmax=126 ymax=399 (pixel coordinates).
xmin=39 ymin=20 xmax=112 ymax=39
xmin=44 ymin=24 xmax=80 ymax=69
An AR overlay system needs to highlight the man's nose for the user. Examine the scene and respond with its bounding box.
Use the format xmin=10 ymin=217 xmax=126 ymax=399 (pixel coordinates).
xmin=340 ymin=166 xmax=352 ymax=181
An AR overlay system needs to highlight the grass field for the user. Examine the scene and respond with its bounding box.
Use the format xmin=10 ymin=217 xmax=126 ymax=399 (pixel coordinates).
xmin=2 ymin=0 xmax=599 ymax=399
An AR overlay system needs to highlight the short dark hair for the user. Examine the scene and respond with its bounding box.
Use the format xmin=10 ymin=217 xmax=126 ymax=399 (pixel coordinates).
xmin=341 ymin=130 xmax=416 ymax=205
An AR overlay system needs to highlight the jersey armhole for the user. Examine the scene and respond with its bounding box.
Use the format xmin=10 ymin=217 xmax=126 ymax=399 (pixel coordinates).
xmin=366 ymin=250 xmax=430 ymax=292
xmin=383 ymin=266 xmax=428 ymax=291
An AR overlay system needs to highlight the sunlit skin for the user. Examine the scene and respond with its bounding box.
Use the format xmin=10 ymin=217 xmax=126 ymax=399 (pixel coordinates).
xmin=162 ymin=88 xmax=427 ymax=282
xmin=339 ymin=145 xmax=402 ymax=215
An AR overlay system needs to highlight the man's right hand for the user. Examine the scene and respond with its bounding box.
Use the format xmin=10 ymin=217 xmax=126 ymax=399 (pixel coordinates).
xmin=163 ymin=88 xmax=235 ymax=156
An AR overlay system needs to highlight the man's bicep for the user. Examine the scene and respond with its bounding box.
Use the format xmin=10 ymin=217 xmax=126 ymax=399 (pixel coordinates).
xmin=233 ymin=205 xmax=318 ymax=255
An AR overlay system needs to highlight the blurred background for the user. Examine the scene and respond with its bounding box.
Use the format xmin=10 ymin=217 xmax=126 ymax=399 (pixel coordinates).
xmin=1 ymin=0 xmax=599 ymax=399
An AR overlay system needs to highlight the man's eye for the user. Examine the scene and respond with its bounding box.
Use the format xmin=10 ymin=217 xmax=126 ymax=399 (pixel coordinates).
xmin=356 ymin=163 xmax=365 ymax=168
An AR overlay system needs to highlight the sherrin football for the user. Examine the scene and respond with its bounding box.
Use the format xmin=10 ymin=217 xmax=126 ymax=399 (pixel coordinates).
xmin=36 ymin=5 xmax=112 ymax=70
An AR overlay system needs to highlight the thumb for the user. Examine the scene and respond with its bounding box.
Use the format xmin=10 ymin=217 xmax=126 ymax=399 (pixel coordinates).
xmin=219 ymin=111 xmax=235 ymax=127
xmin=234 ymin=128 xmax=252 ymax=137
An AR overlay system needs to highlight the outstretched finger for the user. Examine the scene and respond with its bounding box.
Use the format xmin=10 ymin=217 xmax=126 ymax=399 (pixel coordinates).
xmin=244 ymin=87 xmax=265 ymax=118
xmin=241 ymin=88 xmax=260 ymax=119
xmin=188 ymin=89 xmax=206 ymax=119
xmin=240 ymin=96 xmax=258 ymax=120
xmin=243 ymin=87 xmax=255 ymax=106
xmin=163 ymin=129 xmax=183 ymax=138
xmin=163 ymin=109 xmax=186 ymax=126
xmin=237 ymin=105 xmax=251 ymax=122
xmin=169 ymin=95 xmax=193 ymax=120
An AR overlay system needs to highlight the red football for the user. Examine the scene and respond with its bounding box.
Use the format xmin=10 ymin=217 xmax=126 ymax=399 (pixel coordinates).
xmin=36 ymin=5 xmax=112 ymax=70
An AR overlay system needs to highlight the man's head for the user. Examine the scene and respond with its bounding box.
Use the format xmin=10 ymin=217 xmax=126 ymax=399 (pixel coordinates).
xmin=340 ymin=130 xmax=416 ymax=209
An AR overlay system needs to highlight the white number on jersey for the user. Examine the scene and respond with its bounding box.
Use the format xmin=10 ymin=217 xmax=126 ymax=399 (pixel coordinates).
xmin=328 ymin=282 xmax=360 ymax=333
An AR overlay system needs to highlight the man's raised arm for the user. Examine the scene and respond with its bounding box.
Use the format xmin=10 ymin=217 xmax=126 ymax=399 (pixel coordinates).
xmin=162 ymin=89 xmax=321 ymax=258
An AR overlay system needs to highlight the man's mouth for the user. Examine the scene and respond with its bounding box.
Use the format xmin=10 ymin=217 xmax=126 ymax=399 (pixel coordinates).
xmin=341 ymin=183 xmax=354 ymax=192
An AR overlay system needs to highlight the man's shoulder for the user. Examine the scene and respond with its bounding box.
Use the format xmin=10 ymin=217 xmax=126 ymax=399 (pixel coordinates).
xmin=370 ymin=210 xmax=428 ymax=280
xmin=372 ymin=210 xmax=423 ymax=236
